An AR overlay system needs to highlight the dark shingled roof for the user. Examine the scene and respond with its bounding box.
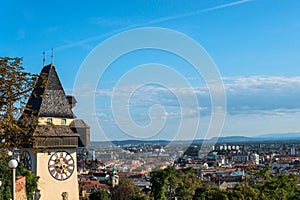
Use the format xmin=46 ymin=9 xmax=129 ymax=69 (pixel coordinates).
xmin=25 ymin=64 xmax=75 ymax=118
xmin=66 ymin=95 xmax=77 ymax=109
xmin=70 ymin=119 xmax=90 ymax=128
xmin=32 ymin=125 xmax=79 ymax=148
xmin=34 ymin=125 xmax=78 ymax=137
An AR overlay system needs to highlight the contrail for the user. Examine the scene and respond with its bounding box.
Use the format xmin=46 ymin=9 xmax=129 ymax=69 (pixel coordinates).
xmin=56 ymin=0 xmax=253 ymax=51
xmin=147 ymin=0 xmax=253 ymax=25
xmin=200 ymin=0 xmax=252 ymax=13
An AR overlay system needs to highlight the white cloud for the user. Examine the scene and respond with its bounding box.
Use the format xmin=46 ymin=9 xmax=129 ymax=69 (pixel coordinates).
xmin=80 ymin=75 xmax=300 ymax=140
xmin=94 ymin=75 xmax=300 ymax=116
xmin=225 ymin=76 xmax=300 ymax=93
xmin=224 ymin=76 xmax=300 ymax=114
xmin=222 ymin=111 xmax=300 ymax=137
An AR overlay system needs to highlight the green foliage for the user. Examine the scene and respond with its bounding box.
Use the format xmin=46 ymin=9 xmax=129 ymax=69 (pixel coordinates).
xmin=0 ymin=158 xmax=13 ymax=200
xmin=89 ymin=189 xmax=110 ymax=200
xmin=0 ymin=57 xmax=37 ymax=152
xmin=85 ymin=167 xmax=300 ymax=200
xmin=175 ymin=171 xmax=202 ymax=199
xmin=255 ymin=166 xmax=271 ymax=179
xmin=111 ymin=178 xmax=149 ymax=200
xmin=150 ymin=166 xmax=202 ymax=200
xmin=150 ymin=168 xmax=169 ymax=200
xmin=254 ymin=172 xmax=300 ymax=200
xmin=226 ymin=184 xmax=262 ymax=200
xmin=0 ymin=158 xmax=39 ymax=200
xmin=18 ymin=166 xmax=39 ymax=200
xmin=149 ymin=167 xmax=300 ymax=200
xmin=194 ymin=185 xmax=228 ymax=200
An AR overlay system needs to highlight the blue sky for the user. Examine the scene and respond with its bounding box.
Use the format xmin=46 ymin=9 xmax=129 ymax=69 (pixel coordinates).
xmin=1 ymin=0 xmax=300 ymax=141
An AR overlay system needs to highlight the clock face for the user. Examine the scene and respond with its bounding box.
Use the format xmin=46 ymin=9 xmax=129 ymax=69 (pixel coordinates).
xmin=21 ymin=151 xmax=32 ymax=170
xmin=48 ymin=151 xmax=75 ymax=181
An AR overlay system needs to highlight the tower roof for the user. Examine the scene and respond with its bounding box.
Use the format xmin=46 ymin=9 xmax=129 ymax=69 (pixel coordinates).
xmin=70 ymin=119 xmax=90 ymax=128
xmin=25 ymin=64 xmax=75 ymax=118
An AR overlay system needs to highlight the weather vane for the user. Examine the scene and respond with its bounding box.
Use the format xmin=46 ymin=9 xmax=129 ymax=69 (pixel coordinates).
xmin=42 ymin=51 xmax=45 ymax=67
xmin=51 ymin=48 xmax=54 ymax=65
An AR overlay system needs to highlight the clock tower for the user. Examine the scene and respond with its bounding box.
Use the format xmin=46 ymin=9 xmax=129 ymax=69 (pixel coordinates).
xmin=23 ymin=64 xmax=80 ymax=199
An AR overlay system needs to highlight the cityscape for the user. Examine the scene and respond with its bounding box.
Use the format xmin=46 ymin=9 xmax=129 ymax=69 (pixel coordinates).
xmin=1 ymin=1 xmax=300 ymax=200
xmin=76 ymin=137 xmax=300 ymax=199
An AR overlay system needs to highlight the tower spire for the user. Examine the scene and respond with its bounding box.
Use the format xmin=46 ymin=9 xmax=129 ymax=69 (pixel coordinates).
xmin=51 ymin=48 xmax=54 ymax=66
xmin=42 ymin=51 xmax=46 ymax=67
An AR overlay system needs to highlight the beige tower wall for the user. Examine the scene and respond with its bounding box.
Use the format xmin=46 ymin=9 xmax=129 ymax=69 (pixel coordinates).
xmin=36 ymin=149 xmax=79 ymax=200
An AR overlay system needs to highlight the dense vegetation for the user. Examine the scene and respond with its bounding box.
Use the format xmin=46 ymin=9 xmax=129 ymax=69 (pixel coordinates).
xmin=0 ymin=158 xmax=39 ymax=200
xmin=0 ymin=57 xmax=38 ymax=152
xmin=89 ymin=166 xmax=300 ymax=200
xmin=0 ymin=57 xmax=40 ymax=199
xmin=150 ymin=166 xmax=300 ymax=200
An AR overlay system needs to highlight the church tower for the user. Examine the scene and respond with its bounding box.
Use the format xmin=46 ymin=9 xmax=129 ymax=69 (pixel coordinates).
xmin=23 ymin=64 xmax=80 ymax=200
xmin=111 ymin=166 xmax=119 ymax=188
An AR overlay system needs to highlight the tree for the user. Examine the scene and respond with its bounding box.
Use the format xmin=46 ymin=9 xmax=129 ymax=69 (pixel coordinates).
xmin=150 ymin=168 xmax=168 ymax=200
xmin=255 ymin=166 xmax=271 ymax=179
xmin=18 ymin=166 xmax=39 ymax=200
xmin=89 ymin=189 xmax=110 ymax=200
xmin=175 ymin=168 xmax=202 ymax=200
xmin=0 ymin=158 xmax=39 ymax=200
xmin=258 ymin=173 xmax=300 ymax=200
xmin=226 ymin=184 xmax=262 ymax=200
xmin=0 ymin=157 xmax=13 ymax=199
xmin=194 ymin=185 xmax=228 ymax=200
xmin=0 ymin=57 xmax=37 ymax=152
xmin=150 ymin=166 xmax=202 ymax=200
xmin=150 ymin=166 xmax=178 ymax=200
xmin=111 ymin=179 xmax=149 ymax=200
xmin=164 ymin=166 xmax=180 ymax=199
xmin=248 ymin=167 xmax=300 ymax=200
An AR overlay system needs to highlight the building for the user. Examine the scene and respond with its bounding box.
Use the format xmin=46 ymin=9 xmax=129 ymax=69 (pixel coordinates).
xmin=22 ymin=64 xmax=89 ymax=199
xmin=232 ymin=155 xmax=248 ymax=163
xmin=111 ymin=166 xmax=119 ymax=188
xmin=250 ymin=153 xmax=260 ymax=165
xmin=291 ymin=147 xmax=296 ymax=155
xmin=16 ymin=176 xmax=27 ymax=200
xmin=70 ymin=119 xmax=90 ymax=147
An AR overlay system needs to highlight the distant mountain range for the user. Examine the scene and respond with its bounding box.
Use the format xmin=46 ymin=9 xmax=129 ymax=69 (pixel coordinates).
xmin=90 ymin=133 xmax=300 ymax=147
xmin=256 ymin=132 xmax=300 ymax=139
xmin=208 ymin=133 xmax=300 ymax=143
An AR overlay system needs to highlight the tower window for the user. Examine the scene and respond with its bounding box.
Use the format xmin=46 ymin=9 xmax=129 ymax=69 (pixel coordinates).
xmin=47 ymin=118 xmax=53 ymax=123
xmin=61 ymin=119 xmax=67 ymax=125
